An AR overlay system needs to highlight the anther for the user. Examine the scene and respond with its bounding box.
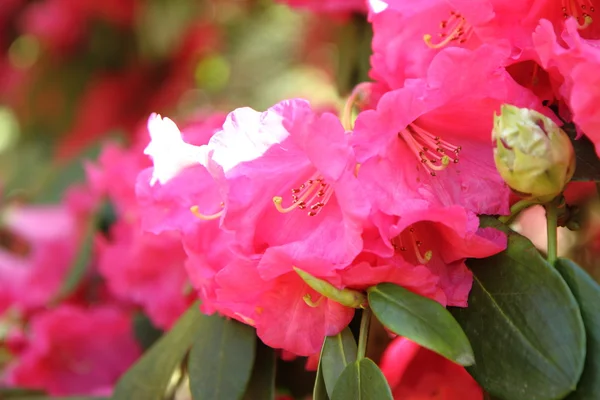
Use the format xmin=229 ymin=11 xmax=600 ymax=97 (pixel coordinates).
xmin=424 ymin=11 xmax=474 ymax=49
xmin=273 ymin=172 xmax=334 ymax=216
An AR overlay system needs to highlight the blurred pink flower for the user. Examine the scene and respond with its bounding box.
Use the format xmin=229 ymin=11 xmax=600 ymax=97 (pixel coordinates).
xmin=380 ymin=337 xmax=483 ymax=399
xmin=87 ymin=140 xmax=195 ymax=329
xmin=0 ymin=204 xmax=77 ymax=313
xmin=4 ymin=305 xmax=140 ymax=396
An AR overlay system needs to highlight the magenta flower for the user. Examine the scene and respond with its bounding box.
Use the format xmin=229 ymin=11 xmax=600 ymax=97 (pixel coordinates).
xmin=88 ymin=140 xmax=194 ymax=329
xmin=354 ymin=45 xmax=545 ymax=218
xmin=0 ymin=204 xmax=77 ymax=313
xmin=4 ymin=305 xmax=140 ymax=396
xmin=534 ymin=18 xmax=600 ymax=154
xmin=206 ymin=99 xmax=369 ymax=279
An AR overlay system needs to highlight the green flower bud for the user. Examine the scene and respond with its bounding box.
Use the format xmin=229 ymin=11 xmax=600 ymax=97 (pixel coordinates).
xmin=492 ymin=104 xmax=575 ymax=202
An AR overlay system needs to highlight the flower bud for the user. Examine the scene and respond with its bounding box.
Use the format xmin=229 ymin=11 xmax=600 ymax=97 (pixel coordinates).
xmin=492 ymin=105 xmax=575 ymax=202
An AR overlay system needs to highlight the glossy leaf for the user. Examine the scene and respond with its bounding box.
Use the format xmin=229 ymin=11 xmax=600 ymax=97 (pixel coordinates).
xmin=188 ymin=314 xmax=256 ymax=400
xmin=556 ymin=258 xmax=600 ymax=399
xmin=132 ymin=312 xmax=163 ymax=350
xmin=313 ymin=359 xmax=330 ymax=400
xmin=450 ymin=218 xmax=586 ymax=400
xmin=321 ymin=327 xmax=357 ymax=397
xmin=368 ymin=283 xmax=474 ymax=366
xmin=330 ymin=358 xmax=393 ymax=400
xmin=242 ymin=339 xmax=276 ymax=400
xmin=112 ymin=303 xmax=204 ymax=400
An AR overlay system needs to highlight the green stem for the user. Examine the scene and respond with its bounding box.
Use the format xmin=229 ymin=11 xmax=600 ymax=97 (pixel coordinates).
xmin=545 ymin=199 xmax=558 ymax=266
xmin=357 ymin=308 xmax=371 ymax=360
xmin=498 ymin=199 xmax=539 ymax=225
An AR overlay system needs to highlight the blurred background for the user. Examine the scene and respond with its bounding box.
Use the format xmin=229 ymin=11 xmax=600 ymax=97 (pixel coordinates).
xmin=0 ymin=0 xmax=373 ymax=205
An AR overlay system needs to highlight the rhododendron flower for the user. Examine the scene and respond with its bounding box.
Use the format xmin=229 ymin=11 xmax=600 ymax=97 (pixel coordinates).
xmin=533 ymin=18 xmax=600 ymax=154
xmin=277 ymin=0 xmax=366 ymax=13
xmin=343 ymin=206 xmax=507 ymax=307
xmin=0 ymin=204 xmax=77 ymax=313
xmin=88 ymin=141 xmax=195 ymax=328
xmin=136 ymin=112 xmax=226 ymax=234
xmin=354 ymin=45 xmax=545 ymax=218
xmin=137 ymin=99 xmax=370 ymax=355
xmin=380 ymin=337 xmax=483 ymax=399
xmin=205 ymin=99 xmax=369 ymax=279
xmin=4 ymin=305 xmax=140 ymax=396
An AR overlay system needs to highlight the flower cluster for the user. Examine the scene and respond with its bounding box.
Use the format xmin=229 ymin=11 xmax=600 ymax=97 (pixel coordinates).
xmin=136 ymin=0 xmax=600 ymax=397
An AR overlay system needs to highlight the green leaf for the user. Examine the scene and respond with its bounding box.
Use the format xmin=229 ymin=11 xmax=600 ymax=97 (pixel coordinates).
xmin=132 ymin=312 xmax=163 ymax=351
xmin=321 ymin=327 xmax=357 ymax=398
xmin=0 ymin=387 xmax=45 ymax=398
xmin=313 ymin=357 xmax=330 ymax=400
xmin=330 ymin=358 xmax=393 ymax=400
xmin=368 ymin=283 xmax=474 ymax=366
xmin=450 ymin=219 xmax=586 ymax=400
xmin=556 ymin=258 xmax=600 ymax=399
xmin=112 ymin=303 xmax=204 ymax=400
xmin=188 ymin=314 xmax=256 ymax=400
xmin=242 ymin=339 xmax=276 ymax=400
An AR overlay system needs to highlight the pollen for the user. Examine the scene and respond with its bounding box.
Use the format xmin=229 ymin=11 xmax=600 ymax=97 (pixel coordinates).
xmin=562 ymin=0 xmax=595 ymax=29
xmin=398 ymin=123 xmax=461 ymax=176
xmin=424 ymin=11 xmax=474 ymax=49
xmin=272 ymin=172 xmax=334 ymax=217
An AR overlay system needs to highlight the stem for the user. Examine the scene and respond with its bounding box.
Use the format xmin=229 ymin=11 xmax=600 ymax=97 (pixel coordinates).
xmin=357 ymin=308 xmax=372 ymax=360
xmin=545 ymin=199 xmax=559 ymax=266
xmin=498 ymin=199 xmax=539 ymax=225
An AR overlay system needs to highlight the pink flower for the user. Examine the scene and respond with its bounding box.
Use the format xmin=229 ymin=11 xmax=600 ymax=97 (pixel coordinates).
xmin=4 ymin=305 xmax=140 ymax=396
xmin=533 ymin=18 xmax=600 ymax=154
xmin=354 ymin=45 xmax=545 ymax=218
xmin=277 ymin=0 xmax=366 ymax=13
xmin=88 ymin=140 xmax=194 ymax=328
xmin=136 ymin=113 xmax=225 ymax=235
xmin=380 ymin=337 xmax=483 ymax=399
xmin=139 ymin=100 xmax=366 ymax=355
xmin=206 ymin=99 xmax=369 ymax=279
xmin=96 ymin=222 xmax=192 ymax=329
xmin=0 ymin=204 xmax=77 ymax=313
xmin=343 ymin=206 xmax=506 ymax=307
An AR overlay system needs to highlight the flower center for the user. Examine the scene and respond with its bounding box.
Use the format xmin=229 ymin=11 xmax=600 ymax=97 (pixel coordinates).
xmin=272 ymin=172 xmax=334 ymax=217
xmin=392 ymin=227 xmax=433 ymax=265
xmin=398 ymin=124 xmax=461 ymax=177
xmin=424 ymin=11 xmax=474 ymax=49
xmin=562 ymin=0 xmax=595 ymax=28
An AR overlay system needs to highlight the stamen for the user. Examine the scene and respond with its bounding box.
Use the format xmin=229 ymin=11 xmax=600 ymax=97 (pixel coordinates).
xmin=398 ymin=123 xmax=461 ymax=176
xmin=562 ymin=0 xmax=595 ymax=29
xmin=273 ymin=172 xmax=334 ymax=217
xmin=190 ymin=203 xmax=224 ymax=220
xmin=424 ymin=11 xmax=474 ymax=49
xmin=303 ymin=293 xmax=325 ymax=307
xmin=392 ymin=228 xmax=433 ymax=265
